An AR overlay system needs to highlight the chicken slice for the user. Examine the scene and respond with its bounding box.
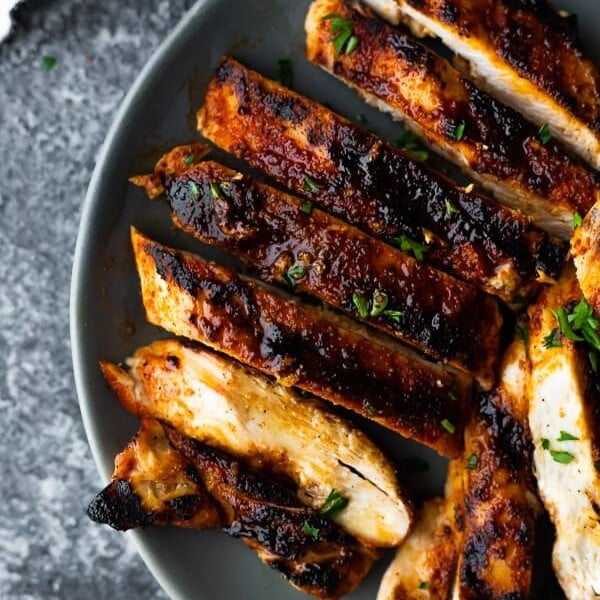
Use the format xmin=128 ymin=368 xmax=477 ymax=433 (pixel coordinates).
xmin=100 ymin=339 xmax=413 ymax=548
xmin=572 ymin=200 xmax=600 ymax=317
xmin=528 ymin=267 xmax=600 ymax=599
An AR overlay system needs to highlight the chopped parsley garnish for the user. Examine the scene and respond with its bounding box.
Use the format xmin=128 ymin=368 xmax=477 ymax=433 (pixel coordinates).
xmin=300 ymin=201 xmax=313 ymax=214
xmin=543 ymin=328 xmax=561 ymax=349
xmin=444 ymin=199 xmax=458 ymax=218
xmin=573 ymin=211 xmax=583 ymax=229
xmin=397 ymin=456 xmax=430 ymax=473
xmin=391 ymin=234 xmax=430 ymax=262
xmin=549 ymin=449 xmax=575 ymax=464
xmin=303 ymin=175 xmax=321 ymax=192
xmin=552 ymin=307 xmax=583 ymax=343
xmin=42 ymin=55 xmax=56 ymax=70
xmin=364 ymin=403 xmax=378 ymax=416
xmin=516 ymin=324 xmax=529 ymax=346
xmin=418 ymin=581 xmax=429 ymax=590
xmin=538 ymin=122 xmax=552 ymax=145
xmin=278 ymin=58 xmax=293 ymax=88
xmin=396 ymin=131 xmax=429 ymax=162
xmin=453 ymin=120 xmax=466 ymax=141
xmin=370 ymin=290 xmax=389 ymax=317
xmin=209 ymin=182 xmax=223 ymax=199
xmin=541 ymin=438 xmax=550 ymax=450
xmin=590 ymin=351 xmax=598 ymax=373
xmin=285 ymin=265 xmax=307 ymax=286
xmin=189 ymin=180 xmax=200 ymax=199
xmin=352 ymin=292 xmax=369 ymax=318
xmin=466 ymin=453 xmax=478 ymax=470
xmin=441 ymin=418 xmax=455 ymax=434
xmin=595 ymin=461 xmax=600 ymax=471
xmin=184 ymin=153 xmax=196 ymax=166
xmin=319 ymin=489 xmax=349 ymax=517
xmin=557 ymin=431 xmax=579 ymax=442
xmin=323 ymin=14 xmax=358 ymax=55
xmin=303 ymin=522 xmax=320 ymax=538
xmin=383 ymin=309 xmax=404 ymax=324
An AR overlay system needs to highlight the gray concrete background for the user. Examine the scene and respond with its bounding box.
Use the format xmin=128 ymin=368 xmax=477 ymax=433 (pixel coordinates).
xmin=0 ymin=1 xmax=198 ymax=597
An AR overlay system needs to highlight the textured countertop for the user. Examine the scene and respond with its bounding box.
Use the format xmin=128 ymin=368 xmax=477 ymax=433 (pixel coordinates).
xmin=0 ymin=2 xmax=195 ymax=597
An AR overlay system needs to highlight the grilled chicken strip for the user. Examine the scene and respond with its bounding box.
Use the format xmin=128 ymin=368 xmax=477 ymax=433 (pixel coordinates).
xmin=164 ymin=427 xmax=378 ymax=600
xmin=456 ymin=339 xmax=539 ymax=599
xmin=362 ymin=0 xmax=600 ymax=172
xmin=131 ymin=229 xmax=471 ymax=456
xmin=198 ymin=57 xmax=565 ymax=303
xmin=133 ymin=152 xmax=501 ymax=385
xmin=306 ymin=0 xmax=599 ymax=239
xmin=87 ymin=418 xmax=221 ymax=531
xmin=89 ymin=420 xmax=376 ymax=599
xmin=377 ymin=461 xmax=464 ymax=600
xmin=528 ymin=268 xmax=600 ymax=599
xmin=100 ymin=339 xmax=413 ymax=547
xmin=572 ymin=200 xmax=600 ymax=316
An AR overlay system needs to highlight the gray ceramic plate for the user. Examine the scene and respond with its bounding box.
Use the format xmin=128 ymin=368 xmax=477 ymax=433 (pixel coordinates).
xmin=71 ymin=1 xmax=600 ymax=598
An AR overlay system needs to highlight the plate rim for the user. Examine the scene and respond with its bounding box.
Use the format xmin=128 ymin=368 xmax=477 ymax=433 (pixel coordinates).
xmin=69 ymin=1 xmax=214 ymax=598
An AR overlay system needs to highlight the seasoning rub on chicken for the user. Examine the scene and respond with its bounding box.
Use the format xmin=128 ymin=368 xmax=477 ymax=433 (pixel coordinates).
xmin=361 ymin=0 xmax=600 ymax=172
xmin=131 ymin=228 xmax=472 ymax=456
xmin=89 ymin=420 xmax=377 ymax=599
xmin=306 ymin=0 xmax=599 ymax=239
xmin=133 ymin=148 xmax=502 ymax=387
xmin=100 ymin=338 xmax=413 ymax=548
xmin=197 ymin=57 xmax=565 ymax=303
xmin=528 ymin=268 xmax=600 ymax=599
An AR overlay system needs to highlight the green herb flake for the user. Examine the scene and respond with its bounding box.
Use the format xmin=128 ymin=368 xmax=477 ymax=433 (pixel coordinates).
xmin=573 ymin=211 xmax=583 ymax=229
xmin=549 ymin=449 xmax=575 ymax=464
xmin=278 ymin=58 xmax=293 ymax=88
xmin=453 ymin=120 xmax=466 ymax=141
xmin=398 ymin=456 xmax=430 ymax=473
xmin=444 ymin=199 xmax=458 ymax=218
xmin=319 ymin=489 xmax=349 ymax=517
xmin=42 ymin=55 xmax=56 ymax=70
xmin=370 ymin=290 xmax=389 ymax=317
xmin=539 ymin=122 xmax=552 ymax=145
xmin=189 ymin=181 xmax=200 ymax=199
xmin=300 ymin=201 xmax=313 ymax=214
xmin=286 ymin=265 xmax=307 ymax=286
xmin=466 ymin=453 xmax=478 ymax=470
xmin=590 ymin=351 xmax=598 ymax=373
xmin=418 ymin=581 xmax=429 ymax=590
xmin=541 ymin=438 xmax=550 ymax=450
xmin=209 ymin=182 xmax=223 ymax=199
xmin=557 ymin=431 xmax=579 ymax=442
xmin=322 ymin=14 xmax=358 ymax=55
xmin=364 ymin=403 xmax=378 ymax=416
xmin=396 ymin=131 xmax=429 ymax=162
xmin=303 ymin=175 xmax=321 ymax=192
xmin=303 ymin=522 xmax=320 ymax=538
xmin=552 ymin=307 xmax=584 ymax=342
xmin=352 ymin=292 xmax=369 ymax=319
xmin=184 ymin=153 xmax=196 ymax=166
xmin=441 ymin=418 xmax=455 ymax=434
xmin=516 ymin=324 xmax=529 ymax=346
xmin=391 ymin=234 xmax=430 ymax=262
xmin=543 ymin=328 xmax=561 ymax=349
xmin=383 ymin=309 xmax=404 ymax=324
xmin=595 ymin=461 xmax=600 ymax=471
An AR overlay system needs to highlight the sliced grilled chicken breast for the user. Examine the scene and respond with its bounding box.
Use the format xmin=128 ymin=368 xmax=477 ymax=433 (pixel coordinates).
xmin=100 ymin=340 xmax=413 ymax=547
xmin=572 ymin=200 xmax=600 ymax=316
xmin=131 ymin=229 xmax=471 ymax=456
xmin=456 ymin=339 xmax=539 ymax=599
xmin=362 ymin=0 xmax=600 ymax=172
xmin=197 ymin=57 xmax=565 ymax=303
xmin=87 ymin=418 xmax=221 ymax=531
xmin=528 ymin=268 xmax=600 ymax=599
xmin=133 ymin=154 xmax=502 ymax=385
xmin=377 ymin=461 xmax=464 ymax=600
xmin=306 ymin=0 xmax=599 ymax=239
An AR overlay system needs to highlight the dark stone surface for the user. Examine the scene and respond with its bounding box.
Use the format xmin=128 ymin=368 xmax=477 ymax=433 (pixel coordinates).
xmin=0 ymin=1 xmax=196 ymax=597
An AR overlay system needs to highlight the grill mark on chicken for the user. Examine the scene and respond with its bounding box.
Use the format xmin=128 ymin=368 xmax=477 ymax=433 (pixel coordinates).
xmin=131 ymin=228 xmax=471 ymax=457
xmin=87 ymin=419 xmax=221 ymax=531
xmin=136 ymin=152 xmax=502 ymax=385
xmin=197 ymin=56 xmax=566 ymax=302
xmin=305 ymin=0 xmax=598 ymax=239
xmin=365 ymin=0 xmax=600 ymax=170
xmin=164 ymin=426 xmax=378 ymax=599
